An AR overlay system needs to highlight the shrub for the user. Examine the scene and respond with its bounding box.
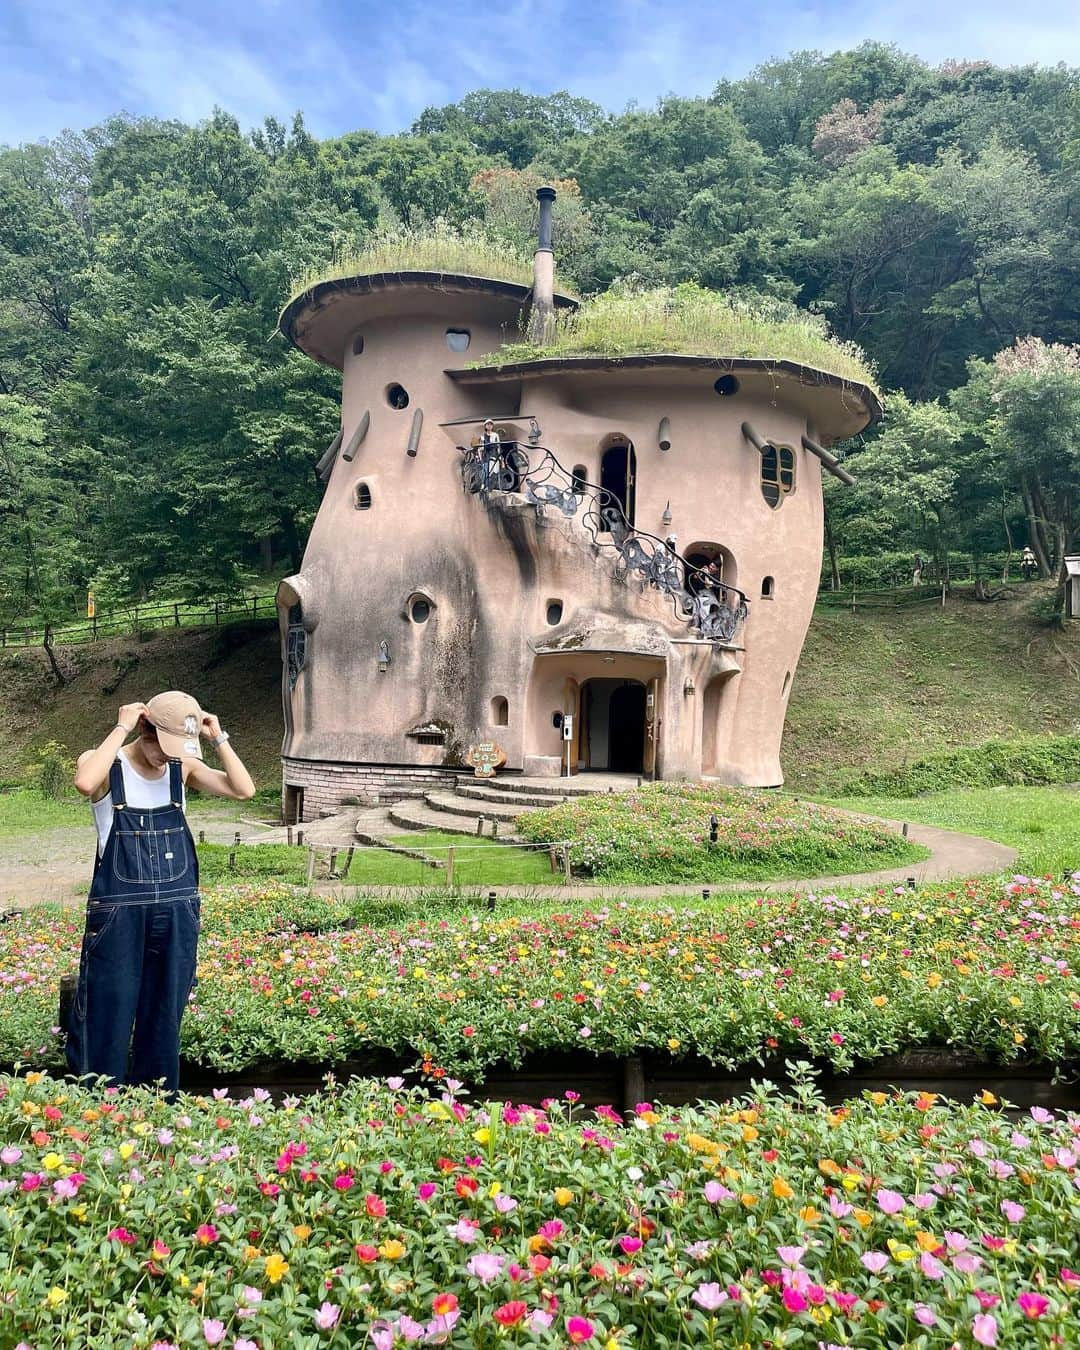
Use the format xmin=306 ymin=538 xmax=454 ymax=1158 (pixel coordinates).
xmin=516 ymin=782 xmax=920 ymax=882
xmin=32 ymin=740 xmax=74 ymax=800
xmin=840 ymin=735 xmax=1080 ymax=797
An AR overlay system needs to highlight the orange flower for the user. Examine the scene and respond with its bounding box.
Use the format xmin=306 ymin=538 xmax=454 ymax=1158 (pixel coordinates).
xmin=772 ymin=1177 xmax=794 ymax=1200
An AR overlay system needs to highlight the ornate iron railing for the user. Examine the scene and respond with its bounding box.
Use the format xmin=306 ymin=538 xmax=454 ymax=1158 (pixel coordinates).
xmin=460 ymin=441 xmax=749 ymax=644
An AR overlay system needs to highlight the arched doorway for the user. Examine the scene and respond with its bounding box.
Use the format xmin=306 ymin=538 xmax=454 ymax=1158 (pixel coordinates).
xmin=600 ymin=441 xmax=636 ymax=531
xmin=684 ymin=541 xmax=737 ymax=596
xmin=581 ymin=678 xmax=645 ymax=773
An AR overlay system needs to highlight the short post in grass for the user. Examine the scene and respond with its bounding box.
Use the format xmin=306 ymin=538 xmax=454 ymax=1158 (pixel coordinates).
xmin=492 ymin=820 xmax=499 ymax=839
xmin=902 ymin=822 xmax=909 ymax=838
xmin=709 ymin=814 xmax=718 ymax=844
xmin=487 ymin=891 xmax=496 ymax=912
xmin=305 ymin=846 xmax=316 ymax=884
xmin=234 ymin=831 xmax=241 ymax=846
xmin=287 ymin=826 xmax=293 ymax=846
xmin=198 ymin=829 xmax=205 ymax=844
xmin=446 ymin=845 xmax=455 ymax=889
xmin=228 ymin=847 xmax=236 ymax=872
xmin=328 ymin=849 xmax=337 ymax=877
xmin=549 ymin=845 xmax=559 ymax=873
xmin=623 ymin=1056 xmax=646 ymax=1112
xmin=297 ymin=830 xmax=304 ymax=847
xmin=475 ymin=816 xmax=485 ymax=836
xmin=341 ymin=846 xmax=354 ymax=879
xmin=562 ymin=846 xmax=572 ymax=882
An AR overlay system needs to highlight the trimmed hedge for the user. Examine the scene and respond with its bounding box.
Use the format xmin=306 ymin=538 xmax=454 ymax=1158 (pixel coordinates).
xmin=839 ymin=735 xmax=1080 ymax=797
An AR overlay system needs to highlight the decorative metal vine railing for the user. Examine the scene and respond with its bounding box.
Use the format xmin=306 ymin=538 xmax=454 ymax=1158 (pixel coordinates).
xmin=460 ymin=441 xmax=749 ymax=644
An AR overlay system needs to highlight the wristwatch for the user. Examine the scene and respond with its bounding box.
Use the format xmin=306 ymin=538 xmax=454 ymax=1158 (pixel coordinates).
xmin=211 ymin=731 xmax=230 ymax=749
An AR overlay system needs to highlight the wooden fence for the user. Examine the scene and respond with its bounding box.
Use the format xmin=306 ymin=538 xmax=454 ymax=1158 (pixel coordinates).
xmin=1 ymin=593 xmax=278 ymax=648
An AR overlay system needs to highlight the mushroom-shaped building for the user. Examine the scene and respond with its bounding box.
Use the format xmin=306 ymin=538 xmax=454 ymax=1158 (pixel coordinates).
xmin=276 ymin=194 xmax=880 ymax=821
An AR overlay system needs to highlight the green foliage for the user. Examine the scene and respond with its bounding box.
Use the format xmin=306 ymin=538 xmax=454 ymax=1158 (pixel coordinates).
xmin=517 ymin=782 xmax=923 ymax=882
xmin=486 ymin=282 xmax=877 ymax=388
xmin=838 ymin=736 xmax=1080 ymax=797
xmin=31 ymin=741 xmax=73 ymax=800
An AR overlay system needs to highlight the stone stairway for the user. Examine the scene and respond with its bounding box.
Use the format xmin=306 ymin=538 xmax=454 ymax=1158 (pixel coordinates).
xmin=383 ymin=772 xmax=637 ymax=842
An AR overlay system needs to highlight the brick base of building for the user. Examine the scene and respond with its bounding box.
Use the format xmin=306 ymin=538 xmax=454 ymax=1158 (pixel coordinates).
xmin=280 ymin=758 xmax=464 ymax=821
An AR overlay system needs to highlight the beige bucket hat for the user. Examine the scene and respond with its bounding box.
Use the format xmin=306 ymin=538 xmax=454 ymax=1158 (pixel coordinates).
xmin=145 ymin=690 xmax=204 ymax=760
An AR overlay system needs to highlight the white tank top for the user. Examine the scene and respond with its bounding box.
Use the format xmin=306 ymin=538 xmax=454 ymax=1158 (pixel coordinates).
xmin=91 ymin=754 xmax=187 ymax=857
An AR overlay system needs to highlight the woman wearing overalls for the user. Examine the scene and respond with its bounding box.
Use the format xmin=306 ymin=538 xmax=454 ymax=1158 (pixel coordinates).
xmin=69 ymin=690 xmax=255 ymax=1091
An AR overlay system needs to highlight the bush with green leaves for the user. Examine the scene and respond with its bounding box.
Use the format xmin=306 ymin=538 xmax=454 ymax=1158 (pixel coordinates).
xmin=840 ymin=735 xmax=1080 ymax=797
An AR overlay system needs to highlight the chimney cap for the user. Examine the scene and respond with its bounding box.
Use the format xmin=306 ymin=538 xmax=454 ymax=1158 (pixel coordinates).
xmin=536 ymin=185 xmax=557 ymax=203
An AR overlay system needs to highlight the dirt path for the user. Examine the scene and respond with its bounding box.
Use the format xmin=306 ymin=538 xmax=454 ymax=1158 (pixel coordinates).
xmin=0 ymin=812 xmax=1018 ymax=911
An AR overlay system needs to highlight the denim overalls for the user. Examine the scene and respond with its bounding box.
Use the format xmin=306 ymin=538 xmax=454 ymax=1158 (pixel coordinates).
xmin=65 ymin=757 xmax=200 ymax=1092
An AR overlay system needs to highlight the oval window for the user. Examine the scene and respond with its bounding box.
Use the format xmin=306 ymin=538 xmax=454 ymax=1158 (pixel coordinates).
xmin=386 ymin=383 xmax=410 ymax=410
xmin=546 ymin=600 xmax=563 ymax=625
xmin=356 ymin=482 xmax=372 ymax=510
xmin=445 ymin=329 xmax=471 ymax=352
xmin=714 ymin=375 xmax=740 ymax=397
xmin=410 ymin=597 xmax=431 ymax=624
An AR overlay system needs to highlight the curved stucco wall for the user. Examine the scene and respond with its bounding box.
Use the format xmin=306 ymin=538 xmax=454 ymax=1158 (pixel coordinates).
xmin=280 ymin=286 xmax=834 ymax=790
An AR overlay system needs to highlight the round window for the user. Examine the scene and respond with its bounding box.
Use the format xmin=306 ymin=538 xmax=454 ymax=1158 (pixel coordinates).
xmin=386 ymin=383 xmax=410 ymax=410
xmin=410 ymin=597 xmax=431 ymax=624
xmin=713 ymin=375 xmax=740 ymax=397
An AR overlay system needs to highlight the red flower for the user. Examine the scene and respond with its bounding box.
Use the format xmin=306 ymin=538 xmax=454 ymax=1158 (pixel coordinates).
xmin=107 ymin=1226 xmax=137 ymax=1246
xmin=432 ymin=1293 xmax=459 ymax=1316
xmin=493 ymin=1301 xmax=528 ymax=1327
xmin=194 ymin=1224 xmax=218 ymax=1246
xmin=365 ymin=1193 xmax=386 ymax=1217
xmin=355 ymin=1243 xmax=378 ymax=1263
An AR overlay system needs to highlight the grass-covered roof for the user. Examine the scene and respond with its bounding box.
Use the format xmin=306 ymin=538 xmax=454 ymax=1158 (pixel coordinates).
xmin=478 ymin=283 xmax=879 ymax=393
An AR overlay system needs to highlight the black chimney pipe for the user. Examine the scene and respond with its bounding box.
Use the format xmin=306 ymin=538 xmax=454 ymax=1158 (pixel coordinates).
xmin=536 ymin=185 xmax=556 ymax=252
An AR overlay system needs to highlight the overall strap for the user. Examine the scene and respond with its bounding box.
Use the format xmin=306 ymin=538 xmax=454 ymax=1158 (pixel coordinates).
xmin=168 ymin=758 xmax=184 ymax=808
xmin=108 ymin=758 xmax=126 ymax=809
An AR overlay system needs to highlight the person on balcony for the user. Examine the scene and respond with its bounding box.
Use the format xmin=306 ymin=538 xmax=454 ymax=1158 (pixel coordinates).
xmin=480 ymin=419 xmax=502 ymax=490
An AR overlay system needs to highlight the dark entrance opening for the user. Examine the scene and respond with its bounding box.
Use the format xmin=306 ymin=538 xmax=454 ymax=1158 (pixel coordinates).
xmin=284 ymin=784 xmax=304 ymax=825
xmin=581 ymin=677 xmax=645 ymax=773
xmin=600 ymin=442 xmax=636 ymax=531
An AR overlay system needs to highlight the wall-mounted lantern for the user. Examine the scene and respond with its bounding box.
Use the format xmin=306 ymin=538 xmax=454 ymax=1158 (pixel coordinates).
xmin=683 ymin=676 xmax=696 ymax=696
xmin=662 ymin=500 xmax=673 ymax=526
xmin=377 ymin=639 xmax=391 ymax=672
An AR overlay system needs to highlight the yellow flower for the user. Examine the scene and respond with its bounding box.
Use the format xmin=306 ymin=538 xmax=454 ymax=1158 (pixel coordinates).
xmin=554 ymin=1187 xmax=574 ymax=1207
xmin=870 ymin=997 xmax=888 ymax=1009
xmin=841 ymin=1176 xmax=860 ymax=1192
xmin=26 ymin=1071 xmax=44 ymax=1085
xmin=887 ymin=1240 xmax=914 ymax=1262
xmin=178 ymin=1274 xmax=190 ymax=1289
xmin=741 ymin=1125 xmax=759 ymax=1143
xmin=244 ymin=1245 xmax=261 ymax=1262
xmin=265 ymin=1253 xmax=289 ymax=1284
xmin=378 ymin=1239 xmax=406 ymax=1261
xmin=46 ymin=1287 xmax=67 ymax=1307
xmin=979 ymin=1090 xmax=998 ymax=1105
xmin=1009 ymin=995 xmax=1023 ymax=1008
xmin=118 ymin=1142 xmax=135 ymax=1161
xmin=739 ymin=1192 xmax=759 ymax=1208
xmin=293 ymin=1224 xmax=312 ymax=1241
xmin=473 ymin=1127 xmax=491 ymax=1145
xmin=667 ymin=1037 xmax=681 ymax=1051
xmin=772 ymin=1177 xmax=795 ymax=1200
xmin=799 ymin=1206 xmax=822 ymax=1225
xmin=41 ymin=1152 xmax=64 ymax=1172
xmin=926 ymin=972 xmax=942 ymax=989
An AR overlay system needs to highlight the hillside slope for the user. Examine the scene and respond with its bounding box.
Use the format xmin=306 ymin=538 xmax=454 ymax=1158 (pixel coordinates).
xmin=1 ymin=587 xmax=1076 ymax=795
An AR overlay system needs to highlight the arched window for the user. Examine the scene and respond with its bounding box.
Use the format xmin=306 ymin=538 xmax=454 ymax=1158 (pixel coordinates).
xmin=286 ymin=602 xmax=306 ymax=690
xmin=490 ymin=696 xmax=508 ymax=726
xmin=599 ymin=439 xmax=636 ymax=529
xmin=684 ymin=542 xmax=738 ymax=594
xmin=546 ymin=599 xmax=564 ymax=625
xmin=571 ymin=465 xmax=588 ymax=495
xmin=445 ymin=329 xmax=471 ymax=352
xmin=761 ymin=576 xmax=775 ymax=598
xmin=355 ymin=482 xmax=372 ymax=510
xmin=352 ymin=334 xmax=365 ymax=356
xmin=761 ymin=444 xmax=796 ymax=509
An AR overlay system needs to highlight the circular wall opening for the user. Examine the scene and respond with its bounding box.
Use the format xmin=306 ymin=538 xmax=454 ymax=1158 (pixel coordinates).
xmin=386 ymin=383 xmax=410 ymax=410
xmin=409 ymin=596 xmax=431 ymax=623
xmin=713 ymin=375 xmax=740 ymax=397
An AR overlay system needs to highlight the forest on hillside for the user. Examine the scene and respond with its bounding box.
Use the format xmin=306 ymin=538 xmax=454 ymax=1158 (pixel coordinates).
xmin=1 ymin=42 xmax=1079 ymax=623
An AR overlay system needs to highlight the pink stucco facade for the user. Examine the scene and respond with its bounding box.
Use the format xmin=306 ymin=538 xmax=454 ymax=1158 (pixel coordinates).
xmin=276 ymin=273 xmax=877 ymax=819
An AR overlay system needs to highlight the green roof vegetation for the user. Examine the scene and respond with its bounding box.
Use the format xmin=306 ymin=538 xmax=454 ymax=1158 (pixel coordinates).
xmin=479 ymin=283 xmax=879 ymax=392
xmin=287 ymin=223 xmax=544 ymax=304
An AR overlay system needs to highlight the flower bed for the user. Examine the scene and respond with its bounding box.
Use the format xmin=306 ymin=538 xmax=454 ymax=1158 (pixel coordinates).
xmin=1 ymin=878 xmax=1078 ymax=1081
xmin=516 ymin=783 xmax=924 ymax=882
xmin=0 ymin=1072 xmax=1076 ymax=1347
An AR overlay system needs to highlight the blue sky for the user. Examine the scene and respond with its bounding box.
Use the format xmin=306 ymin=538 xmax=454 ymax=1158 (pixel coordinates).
xmin=3 ymin=0 xmax=1079 ymax=147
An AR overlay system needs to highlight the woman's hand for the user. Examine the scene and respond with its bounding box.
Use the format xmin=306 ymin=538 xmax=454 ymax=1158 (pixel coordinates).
xmin=118 ymin=702 xmax=150 ymax=734
xmin=200 ymin=711 xmax=224 ymax=742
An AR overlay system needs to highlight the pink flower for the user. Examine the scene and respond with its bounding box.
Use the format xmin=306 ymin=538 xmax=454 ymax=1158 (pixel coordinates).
xmin=107 ymin=1226 xmax=136 ymax=1246
xmin=314 ymin=1302 xmax=340 ymax=1330
xmin=704 ymin=1180 xmax=729 ymax=1204
xmin=566 ymin=1316 xmax=595 ymax=1342
xmin=1001 ymin=1201 xmax=1025 ymax=1223
xmin=782 ymin=1287 xmax=807 ymax=1313
xmin=875 ymin=1188 xmax=905 ymax=1214
xmin=1 ymin=1147 xmax=22 ymax=1165
xmin=832 ymin=1291 xmax=858 ymax=1313
xmin=914 ymin=1304 xmax=936 ymax=1327
xmin=20 ymin=1173 xmax=43 ymax=1191
xmin=919 ymin=1253 xmax=945 ymax=1280
xmin=972 ymin=1313 xmax=998 ymax=1346
xmin=417 ymin=1182 xmax=437 ymax=1202
xmin=777 ymin=1246 xmax=805 ymax=1267
xmin=1030 ymin=1106 xmax=1054 ymax=1124
xmin=692 ymin=1282 xmax=727 ymax=1311
xmin=955 ymin=1253 xmax=983 ymax=1274
xmin=466 ymin=1252 xmax=506 ymax=1285
xmin=235 ymin=1341 xmax=258 ymax=1350
xmin=447 ymin=1218 xmax=480 ymax=1244
xmin=860 ymin=1252 xmax=888 ymax=1275
xmin=194 ymin=1224 xmax=218 ymax=1246
xmin=202 ymin=1319 xmax=226 ymax=1345
xmin=538 ymin=1219 xmax=564 ymax=1240
xmin=494 ymin=1194 xmax=518 ymax=1213
xmin=618 ymin=1236 xmax=643 ymax=1256
xmin=1017 ymin=1292 xmax=1050 ymax=1320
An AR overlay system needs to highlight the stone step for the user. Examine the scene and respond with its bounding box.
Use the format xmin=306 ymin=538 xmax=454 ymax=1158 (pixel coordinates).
xmin=424 ymin=790 xmax=525 ymax=824
xmin=387 ymin=801 xmax=524 ymax=842
xmin=454 ymin=782 xmax=566 ymax=809
xmin=457 ymin=774 xmax=627 ymax=798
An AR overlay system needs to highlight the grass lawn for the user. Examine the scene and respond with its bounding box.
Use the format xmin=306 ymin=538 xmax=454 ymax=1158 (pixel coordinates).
xmin=197 ymin=831 xmax=562 ymax=888
xmin=0 ymin=790 xmax=85 ymax=835
xmin=824 ymin=785 xmax=1080 ymax=877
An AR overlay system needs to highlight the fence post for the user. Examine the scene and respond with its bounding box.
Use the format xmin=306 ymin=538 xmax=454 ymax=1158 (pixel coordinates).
xmin=214 ymin=600 xmax=220 ymax=625
xmin=305 ymin=846 xmax=316 ymax=884
xmin=446 ymin=845 xmax=455 ymax=889
xmin=252 ymin=595 xmax=258 ymax=617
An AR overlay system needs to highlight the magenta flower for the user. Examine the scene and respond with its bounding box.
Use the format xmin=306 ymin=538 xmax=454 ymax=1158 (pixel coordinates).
xmin=107 ymin=1226 xmax=136 ymax=1246
xmin=417 ymin=1182 xmax=437 ymax=1202
xmin=618 ymin=1236 xmax=643 ymax=1256
xmin=1017 ymin=1292 xmax=1050 ymax=1320
xmin=566 ymin=1315 xmax=595 ymax=1342
xmin=692 ymin=1282 xmax=727 ymax=1311
xmin=782 ymin=1287 xmax=807 ymax=1314
xmin=972 ymin=1313 xmax=998 ymax=1346
xmin=314 ymin=1302 xmax=340 ymax=1330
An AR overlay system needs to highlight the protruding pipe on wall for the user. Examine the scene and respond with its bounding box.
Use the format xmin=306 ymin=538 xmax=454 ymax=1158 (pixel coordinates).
xmin=527 ymin=186 xmax=557 ymax=345
xmin=406 ymin=408 xmax=424 ymax=458
xmin=341 ymin=411 xmax=370 ymax=463
xmin=658 ymin=416 xmax=671 ymax=452
xmin=740 ymin=420 xmax=767 ymax=454
xmin=802 ymin=433 xmax=856 ymax=486
xmin=315 ymin=429 xmax=343 ymax=481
